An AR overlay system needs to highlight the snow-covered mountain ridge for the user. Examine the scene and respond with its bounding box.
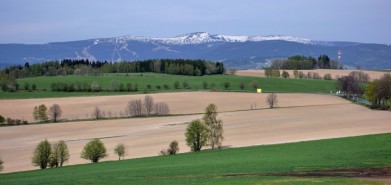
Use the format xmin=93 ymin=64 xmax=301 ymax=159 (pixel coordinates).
xmin=1 ymin=32 xmax=389 ymax=69
xmin=95 ymin=32 xmax=334 ymax=46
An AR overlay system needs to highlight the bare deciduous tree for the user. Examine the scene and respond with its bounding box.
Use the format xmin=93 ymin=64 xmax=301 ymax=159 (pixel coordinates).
xmin=92 ymin=106 xmax=102 ymax=119
xmin=267 ymin=93 xmax=278 ymax=108
xmin=143 ymin=95 xmax=154 ymax=116
xmin=154 ymin=102 xmax=170 ymax=115
xmin=49 ymin=104 xmax=62 ymax=122
xmin=125 ymin=99 xmax=143 ymax=117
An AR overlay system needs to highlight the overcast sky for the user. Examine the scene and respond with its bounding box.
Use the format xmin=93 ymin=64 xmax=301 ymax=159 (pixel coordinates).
xmin=0 ymin=0 xmax=390 ymax=44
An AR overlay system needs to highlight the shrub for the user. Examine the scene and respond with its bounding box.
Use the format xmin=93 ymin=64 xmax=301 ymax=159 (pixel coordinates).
xmin=202 ymin=81 xmax=208 ymax=89
xmin=156 ymin=85 xmax=161 ymax=90
xmin=174 ymin=81 xmax=180 ymax=89
xmin=168 ymin=140 xmax=179 ymax=155
xmin=223 ymin=82 xmax=230 ymax=90
xmin=312 ymin=72 xmax=321 ymax=79
xmin=183 ymin=80 xmax=190 ymax=89
xmin=0 ymin=115 xmax=5 ymax=124
xmin=298 ymin=71 xmax=306 ymax=79
xmin=239 ymin=81 xmax=245 ymax=90
xmin=114 ymin=144 xmax=126 ymax=160
xmin=323 ymin=73 xmax=332 ymax=80
xmin=23 ymin=82 xmax=30 ymax=91
xmin=282 ymin=70 xmax=289 ymax=78
xmin=250 ymin=80 xmax=259 ymax=89
xmin=90 ymin=81 xmax=101 ymax=92
xmin=160 ymin=140 xmax=179 ymax=155
xmin=80 ymin=139 xmax=108 ymax=163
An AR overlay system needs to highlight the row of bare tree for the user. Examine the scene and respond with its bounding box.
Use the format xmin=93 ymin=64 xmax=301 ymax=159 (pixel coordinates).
xmin=124 ymin=95 xmax=170 ymax=117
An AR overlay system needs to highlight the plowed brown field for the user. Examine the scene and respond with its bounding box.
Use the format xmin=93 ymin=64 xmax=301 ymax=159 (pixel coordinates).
xmin=0 ymin=92 xmax=390 ymax=173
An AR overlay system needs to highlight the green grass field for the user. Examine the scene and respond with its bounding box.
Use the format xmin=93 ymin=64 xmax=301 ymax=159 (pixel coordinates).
xmin=1 ymin=73 xmax=337 ymax=99
xmin=1 ymin=133 xmax=390 ymax=185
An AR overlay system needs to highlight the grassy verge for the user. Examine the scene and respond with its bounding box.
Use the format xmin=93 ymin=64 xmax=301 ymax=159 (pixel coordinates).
xmin=1 ymin=133 xmax=390 ymax=184
xmin=1 ymin=73 xmax=337 ymax=99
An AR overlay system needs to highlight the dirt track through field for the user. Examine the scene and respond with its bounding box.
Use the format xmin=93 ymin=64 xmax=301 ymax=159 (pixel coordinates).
xmin=0 ymin=92 xmax=390 ymax=173
xmin=236 ymin=69 xmax=390 ymax=80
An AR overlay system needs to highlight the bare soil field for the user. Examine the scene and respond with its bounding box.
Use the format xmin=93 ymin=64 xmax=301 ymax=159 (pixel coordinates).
xmin=236 ymin=69 xmax=390 ymax=80
xmin=0 ymin=92 xmax=345 ymax=122
xmin=0 ymin=92 xmax=390 ymax=173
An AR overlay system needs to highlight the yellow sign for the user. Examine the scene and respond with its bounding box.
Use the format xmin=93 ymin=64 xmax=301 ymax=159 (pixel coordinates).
xmin=257 ymin=89 xmax=262 ymax=93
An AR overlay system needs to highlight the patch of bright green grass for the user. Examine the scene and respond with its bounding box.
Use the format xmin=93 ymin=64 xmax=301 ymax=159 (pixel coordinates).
xmin=1 ymin=73 xmax=337 ymax=99
xmin=1 ymin=133 xmax=390 ymax=185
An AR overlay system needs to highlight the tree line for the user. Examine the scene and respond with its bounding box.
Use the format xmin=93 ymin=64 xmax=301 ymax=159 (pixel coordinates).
xmin=268 ymin=55 xmax=340 ymax=70
xmin=265 ymin=68 xmax=334 ymax=80
xmin=365 ymin=74 xmax=391 ymax=109
xmin=1 ymin=59 xmax=225 ymax=79
xmin=337 ymin=71 xmax=391 ymax=110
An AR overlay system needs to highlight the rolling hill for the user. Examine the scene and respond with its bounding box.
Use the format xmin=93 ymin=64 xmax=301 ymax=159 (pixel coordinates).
xmin=1 ymin=32 xmax=390 ymax=69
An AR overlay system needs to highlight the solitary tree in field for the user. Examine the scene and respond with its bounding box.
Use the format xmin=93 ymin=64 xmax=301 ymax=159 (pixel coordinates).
xmin=81 ymin=139 xmax=108 ymax=163
xmin=202 ymin=104 xmax=224 ymax=150
xmin=50 ymin=140 xmax=69 ymax=167
xmin=114 ymin=143 xmax=126 ymax=160
xmin=33 ymin=104 xmax=48 ymax=122
xmin=32 ymin=139 xmax=51 ymax=169
xmin=49 ymin=104 xmax=62 ymax=122
xmin=185 ymin=119 xmax=209 ymax=152
xmin=267 ymin=93 xmax=278 ymax=108
xmin=92 ymin=106 xmax=103 ymax=119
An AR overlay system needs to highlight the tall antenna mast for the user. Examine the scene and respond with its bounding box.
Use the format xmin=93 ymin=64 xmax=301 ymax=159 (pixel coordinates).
xmin=338 ymin=49 xmax=342 ymax=69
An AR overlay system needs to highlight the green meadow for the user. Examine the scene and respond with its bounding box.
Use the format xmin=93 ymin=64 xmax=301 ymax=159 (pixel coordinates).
xmin=1 ymin=73 xmax=337 ymax=99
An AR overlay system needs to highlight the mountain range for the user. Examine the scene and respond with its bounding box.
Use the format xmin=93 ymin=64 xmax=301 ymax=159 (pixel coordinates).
xmin=1 ymin=32 xmax=390 ymax=69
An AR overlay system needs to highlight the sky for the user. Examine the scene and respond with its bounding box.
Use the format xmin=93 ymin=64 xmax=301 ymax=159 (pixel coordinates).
xmin=0 ymin=0 xmax=390 ymax=44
